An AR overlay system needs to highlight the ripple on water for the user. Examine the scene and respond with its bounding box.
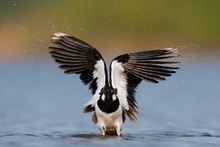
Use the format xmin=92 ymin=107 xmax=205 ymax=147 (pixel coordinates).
xmin=56 ymin=130 xmax=220 ymax=141
xmin=1 ymin=130 xmax=220 ymax=140
xmin=1 ymin=130 xmax=220 ymax=146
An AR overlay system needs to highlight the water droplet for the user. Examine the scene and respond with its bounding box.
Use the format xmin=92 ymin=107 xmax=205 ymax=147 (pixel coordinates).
xmin=13 ymin=2 xmax=17 ymax=6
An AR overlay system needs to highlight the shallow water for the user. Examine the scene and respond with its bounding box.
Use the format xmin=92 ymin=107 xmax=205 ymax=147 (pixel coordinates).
xmin=1 ymin=60 xmax=220 ymax=146
xmin=1 ymin=130 xmax=220 ymax=147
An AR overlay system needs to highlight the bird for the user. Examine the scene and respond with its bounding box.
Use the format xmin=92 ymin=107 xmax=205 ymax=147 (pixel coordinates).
xmin=49 ymin=32 xmax=179 ymax=136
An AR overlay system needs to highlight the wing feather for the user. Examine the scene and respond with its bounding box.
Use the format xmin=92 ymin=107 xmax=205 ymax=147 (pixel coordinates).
xmin=49 ymin=33 xmax=107 ymax=112
xmin=110 ymin=47 xmax=179 ymax=121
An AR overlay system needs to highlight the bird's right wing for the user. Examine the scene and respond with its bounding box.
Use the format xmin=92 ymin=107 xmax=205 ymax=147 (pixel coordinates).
xmin=110 ymin=48 xmax=179 ymax=121
xmin=49 ymin=33 xmax=108 ymax=112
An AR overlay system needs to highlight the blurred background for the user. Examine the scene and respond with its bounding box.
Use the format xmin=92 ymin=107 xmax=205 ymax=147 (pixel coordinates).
xmin=1 ymin=0 xmax=220 ymax=63
xmin=1 ymin=1 xmax=220 ymax=146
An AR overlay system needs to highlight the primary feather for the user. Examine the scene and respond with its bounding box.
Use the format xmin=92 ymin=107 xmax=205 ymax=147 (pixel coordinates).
xmin=110 ymin=48 xmax=179 ymax=121
xmin=49 ymin=33 xmax=108 ymax=111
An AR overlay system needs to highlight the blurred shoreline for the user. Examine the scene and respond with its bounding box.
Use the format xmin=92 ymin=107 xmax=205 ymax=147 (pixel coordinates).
xmin=0 ymin=1 xmax=220 ymax=64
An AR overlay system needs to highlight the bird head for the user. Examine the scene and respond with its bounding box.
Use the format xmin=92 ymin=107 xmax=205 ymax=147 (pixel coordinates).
xmin=99 ymin=87 xmax=117 ymax=101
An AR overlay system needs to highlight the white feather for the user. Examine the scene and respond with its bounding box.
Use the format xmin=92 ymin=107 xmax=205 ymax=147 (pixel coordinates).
xmin=85 ymin=60 xmax=106 ymax=106
xmin=54 ymin=32 xmax=67 ymax=37
xmin=110 ymin=60 xmax=129 ymax=110
xmin=95 ymin=104 xmax=123 ymax=135
xmin=52 ymin=32 xmax=67 ymax=40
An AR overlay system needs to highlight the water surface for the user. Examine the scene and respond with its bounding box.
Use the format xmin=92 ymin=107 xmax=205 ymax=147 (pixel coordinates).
xmin=1 ymin=60 xmax=220 ymax=146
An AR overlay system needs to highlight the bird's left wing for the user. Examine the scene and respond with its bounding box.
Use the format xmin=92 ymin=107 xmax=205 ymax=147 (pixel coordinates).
xmin=49 ymin=33 xmax=108 ymax=112
xmin=110 ymin=48 xmax=179 ymax=121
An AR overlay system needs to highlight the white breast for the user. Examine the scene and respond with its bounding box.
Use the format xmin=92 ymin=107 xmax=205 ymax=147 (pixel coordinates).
xmin=95 ymin=104 xmax=124 ymax=135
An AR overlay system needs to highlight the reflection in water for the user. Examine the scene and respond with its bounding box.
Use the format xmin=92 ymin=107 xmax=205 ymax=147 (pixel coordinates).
xmin=1 ymin=131 xmax=219 ymax=141
xmin=68 ymin=131 xmax=220 ymax=140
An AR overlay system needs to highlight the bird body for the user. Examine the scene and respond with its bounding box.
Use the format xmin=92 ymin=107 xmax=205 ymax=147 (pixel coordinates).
xmin=49 ymin=32 xmax=179 ymax=136
xmin=95 ymin=102 xmax=123 ymax=136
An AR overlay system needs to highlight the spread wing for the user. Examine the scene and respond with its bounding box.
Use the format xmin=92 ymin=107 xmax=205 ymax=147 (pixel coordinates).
xmin=49 ymin=33 xmax=107 ymax=112
xmin=110 ymin=48 xmax=179 ymax=121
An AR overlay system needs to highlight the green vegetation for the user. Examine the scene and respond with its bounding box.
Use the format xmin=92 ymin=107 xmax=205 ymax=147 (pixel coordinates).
xmin=0 ymin=0 xmax=220 ymax=56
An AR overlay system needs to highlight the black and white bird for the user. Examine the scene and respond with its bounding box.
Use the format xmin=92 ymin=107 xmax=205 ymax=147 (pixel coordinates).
xmin=49 ymin=32 xmax=179 ymax=136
